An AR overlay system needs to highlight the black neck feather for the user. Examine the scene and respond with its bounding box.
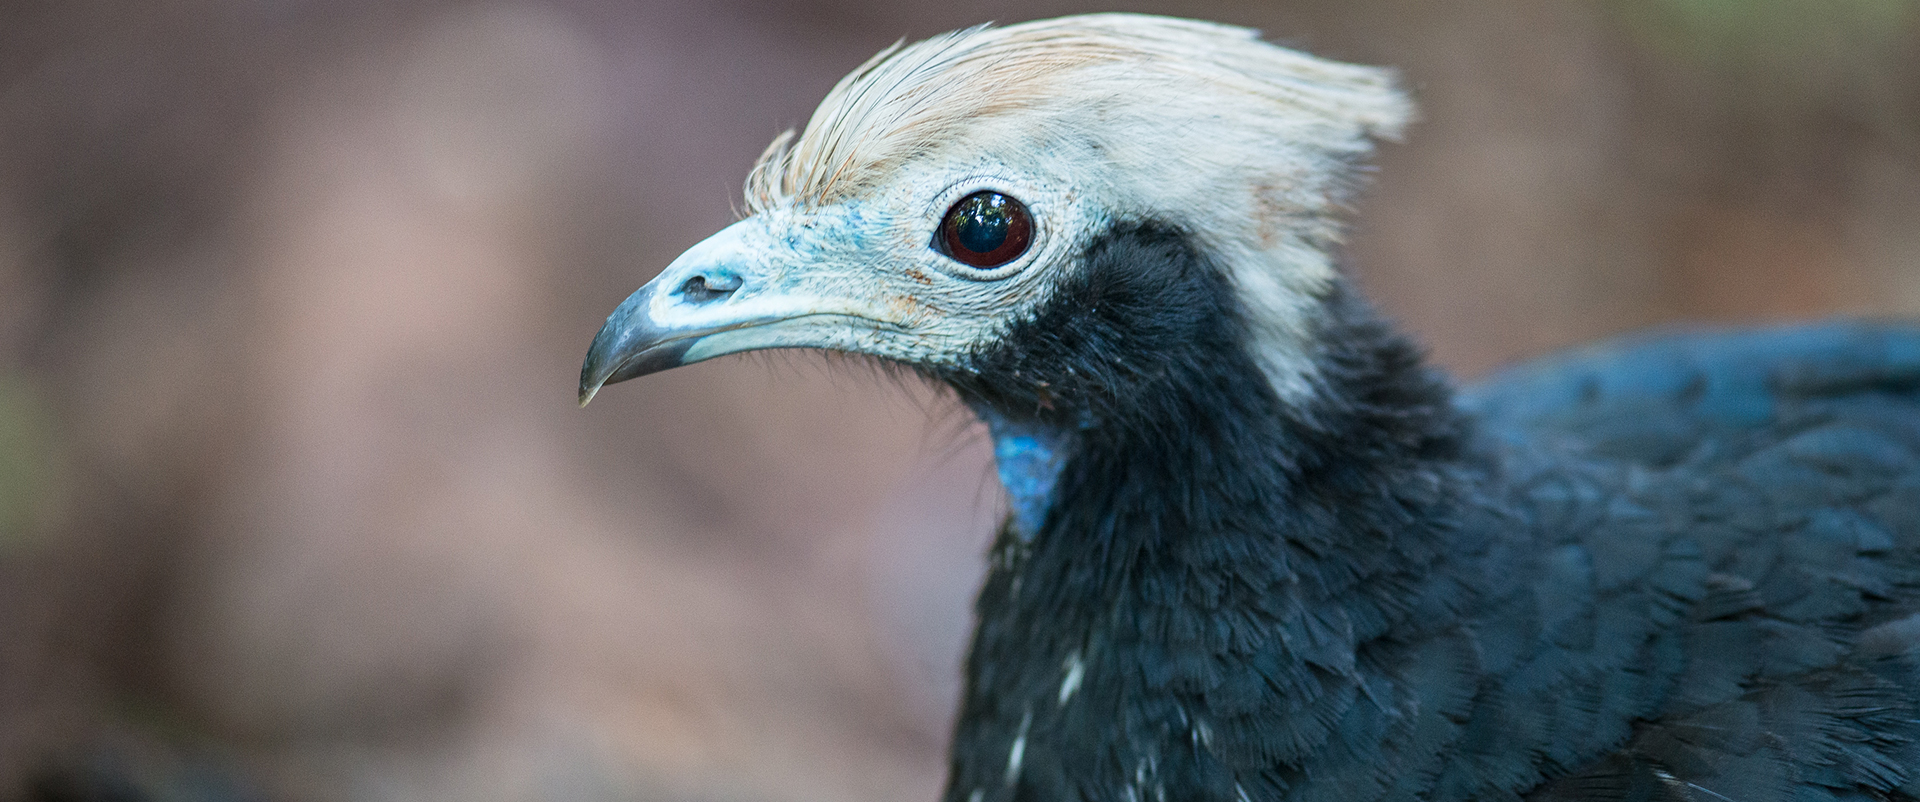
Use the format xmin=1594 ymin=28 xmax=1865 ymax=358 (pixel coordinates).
xmin=934 ymin=222 xmax=1488 ymax=801
xmin=939 ymin=220 xmax=1471 ymax=562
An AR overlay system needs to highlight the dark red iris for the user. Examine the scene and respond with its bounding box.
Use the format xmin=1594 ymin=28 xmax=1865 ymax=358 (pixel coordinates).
xmin=936 ymin=191 xmax=1032 ymax=269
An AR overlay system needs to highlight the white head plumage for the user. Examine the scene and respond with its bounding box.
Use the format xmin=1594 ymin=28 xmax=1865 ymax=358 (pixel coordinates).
xmin=746 ymin=14 xmax=1412 ymax=399
xmin=581 ymin=14 xmax=1412 ymax=407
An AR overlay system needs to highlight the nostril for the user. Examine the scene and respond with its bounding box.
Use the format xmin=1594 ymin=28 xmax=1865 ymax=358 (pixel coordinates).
xmin=678 ymin=272 xmax=742 ymax=302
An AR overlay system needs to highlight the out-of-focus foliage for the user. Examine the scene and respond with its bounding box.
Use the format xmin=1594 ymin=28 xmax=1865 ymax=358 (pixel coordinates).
xmin=1617 ymin=0 xmax=1919 ymax=87
xmin=0 ymin=374 xmax=61 ymax=551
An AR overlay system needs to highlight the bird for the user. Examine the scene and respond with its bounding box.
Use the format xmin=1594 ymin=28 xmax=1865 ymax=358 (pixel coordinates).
xmin=578 ymin=13 xmax=1920 ymax=802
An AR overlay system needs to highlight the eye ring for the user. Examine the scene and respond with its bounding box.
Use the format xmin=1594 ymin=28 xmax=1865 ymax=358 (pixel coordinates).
xmin=934 ymin=191 xmax=1032 ymax=269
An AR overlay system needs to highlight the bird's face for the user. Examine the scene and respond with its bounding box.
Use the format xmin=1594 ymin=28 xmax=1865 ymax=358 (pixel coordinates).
xmin=580 ymin=14 xmax=1410 ymax=421
xmin=578 ymin=144 xmax=1101 ymax=403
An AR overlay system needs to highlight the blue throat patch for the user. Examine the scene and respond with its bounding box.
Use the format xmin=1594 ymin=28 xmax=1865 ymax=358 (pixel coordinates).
xmin=973 ymin=408 xmax=1074 ymax=542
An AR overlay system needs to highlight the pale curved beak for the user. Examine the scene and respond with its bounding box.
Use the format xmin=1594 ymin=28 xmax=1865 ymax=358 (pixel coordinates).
xmin=578 ymin=218 xmax=908 ymax=405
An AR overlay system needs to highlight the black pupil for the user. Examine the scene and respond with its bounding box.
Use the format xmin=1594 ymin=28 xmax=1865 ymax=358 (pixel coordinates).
xmin=937 ymin=190 xmax=1031 ymax=269
xmin=952 ymin=194 xmax=1012 ymax=254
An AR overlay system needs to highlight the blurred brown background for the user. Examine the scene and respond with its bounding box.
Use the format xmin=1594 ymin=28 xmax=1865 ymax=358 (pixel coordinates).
xmin=1 ymin=0 xmax=1917 ymax=800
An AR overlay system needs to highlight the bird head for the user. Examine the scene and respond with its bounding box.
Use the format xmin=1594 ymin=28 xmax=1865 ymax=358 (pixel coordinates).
xmin=580 ymin=14 xmax=1409 ymax=426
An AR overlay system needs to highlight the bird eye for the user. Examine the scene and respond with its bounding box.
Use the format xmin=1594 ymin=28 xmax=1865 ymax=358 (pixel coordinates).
xmin=935 ymin=191 xmax=1032 ymax=269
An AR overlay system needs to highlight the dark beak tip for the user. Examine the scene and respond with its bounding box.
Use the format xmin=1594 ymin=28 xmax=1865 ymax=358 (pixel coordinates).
xmin=577 ymin=334 xmax=618 ymax=408
xmin=574 ymin=333 xmax=698 ymax=408
xmin=577 ymin=310 xmax=639 ymax=409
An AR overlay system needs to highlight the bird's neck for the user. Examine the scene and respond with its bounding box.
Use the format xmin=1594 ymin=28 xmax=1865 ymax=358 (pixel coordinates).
xmin=978 ymin=281 xmax=1473 ymax=565
xmin=939 ymin=218 xmax=1500 ymax=799
xmin=946 ymin=279 xmax=1486 ymax=799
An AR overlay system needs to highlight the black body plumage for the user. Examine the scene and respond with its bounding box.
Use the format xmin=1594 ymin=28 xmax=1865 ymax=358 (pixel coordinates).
xmin=929 ymin=221 xmax=1920 ymax=802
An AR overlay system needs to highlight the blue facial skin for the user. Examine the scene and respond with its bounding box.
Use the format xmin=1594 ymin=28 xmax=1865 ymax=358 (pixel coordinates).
xmin=973 ymin=407 xmax=1072 ymax=542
